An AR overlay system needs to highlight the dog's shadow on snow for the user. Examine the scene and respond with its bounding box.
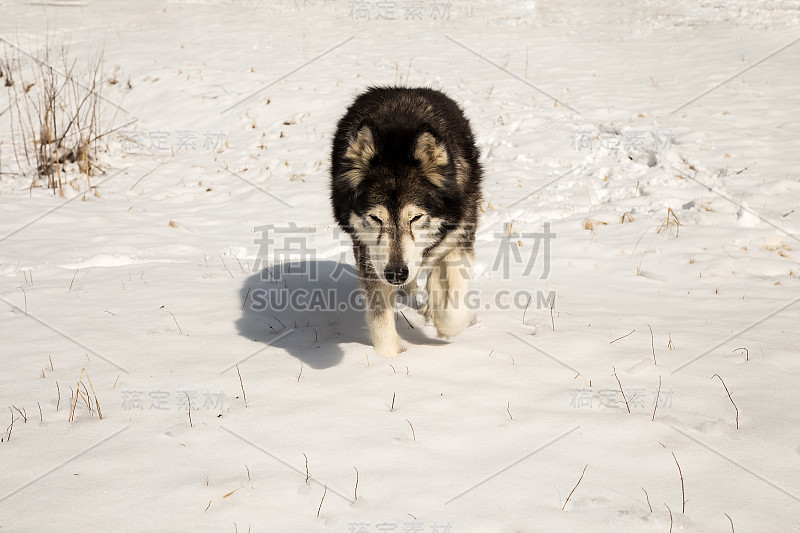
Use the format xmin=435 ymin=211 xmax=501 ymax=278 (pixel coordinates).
xmin=236 ymin=260 xmax=445 ymax=370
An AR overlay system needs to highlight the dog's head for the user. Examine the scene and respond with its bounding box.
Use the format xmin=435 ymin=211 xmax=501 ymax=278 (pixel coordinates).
xmin=334 ymin=120 xmax=464 ymax=286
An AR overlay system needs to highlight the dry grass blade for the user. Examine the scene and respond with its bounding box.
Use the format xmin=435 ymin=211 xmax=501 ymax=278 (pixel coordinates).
xmin=68 ymin=368 xmax=102 ymax=421
xmin=4 ymin=40 xmax=114 ymax=189
xmin=657 ymin=207 xmax=682 ymax=236
xmin=223 ymin=487 xmax=241 ymax=499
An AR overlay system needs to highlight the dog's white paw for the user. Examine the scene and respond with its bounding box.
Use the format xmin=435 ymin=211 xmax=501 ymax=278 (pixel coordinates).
xmin=434 ymin=307 xmax=474 ymax=338
xmin=373 ymin=339 xmax=407 ymax=358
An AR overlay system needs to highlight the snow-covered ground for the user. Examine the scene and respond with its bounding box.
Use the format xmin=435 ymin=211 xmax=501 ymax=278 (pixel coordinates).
xmin=1 ymin=1 xmax=799 ymax=531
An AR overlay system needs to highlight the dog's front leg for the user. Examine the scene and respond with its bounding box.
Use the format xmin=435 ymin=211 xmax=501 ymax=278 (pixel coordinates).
xmin=362 ymin=277 xmax=405 ymax=357
xmin=428 ymin=249 xmax=474 ymax=338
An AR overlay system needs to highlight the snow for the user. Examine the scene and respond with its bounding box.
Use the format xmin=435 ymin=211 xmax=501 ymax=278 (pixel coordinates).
xmin=1 ymin=1 xmax=799 ymax=531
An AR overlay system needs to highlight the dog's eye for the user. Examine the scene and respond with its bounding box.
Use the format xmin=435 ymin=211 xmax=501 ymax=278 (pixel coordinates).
xmin=368 ymin=214 xmax=383 ymax=225
xmin=410 ymin=214 xmax=424 ymax=224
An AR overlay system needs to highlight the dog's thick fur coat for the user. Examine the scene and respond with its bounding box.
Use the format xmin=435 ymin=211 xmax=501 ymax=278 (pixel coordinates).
xmin=330 ymin=87 xmax=482 ymax=357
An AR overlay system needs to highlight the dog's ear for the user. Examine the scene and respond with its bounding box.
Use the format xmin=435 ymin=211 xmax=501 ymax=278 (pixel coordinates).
xmin=414 ymin=125 xmax=449 ymax=187
xmin=343 ymin=120 xmax=376 ymax=188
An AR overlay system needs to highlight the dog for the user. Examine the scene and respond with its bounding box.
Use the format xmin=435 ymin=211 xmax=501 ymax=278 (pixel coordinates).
xmin=330 ymin=87 xmax=483 ymax=357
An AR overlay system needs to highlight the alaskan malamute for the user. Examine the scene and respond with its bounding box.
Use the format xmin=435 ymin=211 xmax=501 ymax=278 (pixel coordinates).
xmin=330 ymin=87 xmax=482 ymax=357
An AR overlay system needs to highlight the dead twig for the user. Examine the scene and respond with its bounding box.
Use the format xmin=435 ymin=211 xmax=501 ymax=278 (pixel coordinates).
xmin=609 ymin=329 xmax=635 ymax=343
xmin=220 ymin=255 xmax=234 ymax=278
xmin=399 ymin=310 xmax=414 ymax=329
xmin=236 ymin=365 xmax=247 ymax=406
xmin=12 ymin=405 xmax=27 ymax=423
xmin=166 ymin=309 xmax=183 ymax=335
xmin=647 ymin=324 xmax=656 ymax=364
xmin=522 ymin=293 xmax=532 ymax=324
xmin=612 ymin=366 xmax=631 ymax=413
xmin=652 ymin=375 xmax=662 ymax=421
xmin=672 ymin=452 xmax=685 ymax=513
xmin=712 ymin=374 xmax=739 ymax=429
xmin=724 ymin=513 xmax=734 ymax=533
xmin=665 ymin=503 xmax=673 ymax=533
xmin=732 ymin=347 xmax=748 ymax=362
xmin=316 ymin=485 xmax=327 ymax=518
xmin=561 ymin=465 xmax=588 ymax=510
xmin=641 ymin=486 xmax=652 ymax=512
xmin=185 ymin=391 xmax=192 ymax=427
xmin=6 ymin=408 xmax=15 ymax=442
xmin=406 ymin=419 xmax=416 ymax=442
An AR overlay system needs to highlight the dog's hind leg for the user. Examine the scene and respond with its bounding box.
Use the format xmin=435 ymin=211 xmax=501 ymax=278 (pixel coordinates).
xmin=362 ymin=277 xmax=405 ymax=357
xmin=427 ymin=249 xmax=474 ymax=338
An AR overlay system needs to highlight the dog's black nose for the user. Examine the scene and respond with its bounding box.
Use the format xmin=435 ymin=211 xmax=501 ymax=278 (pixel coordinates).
xmin=384 ymin=265 xmax=409 ymax=285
